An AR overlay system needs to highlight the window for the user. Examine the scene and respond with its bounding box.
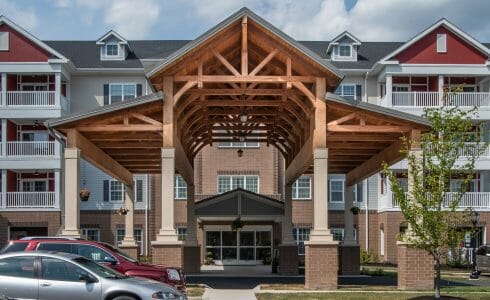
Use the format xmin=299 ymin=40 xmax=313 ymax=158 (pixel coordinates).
xmin=218 ymin=142 xmax=259 ymax=148
xmin=109 ymin=180 xmax=124 ymax=202
xmin=116 ymin=228 xmax=143 ymax=254
xmin=292 ymin=228 xmax=310 ymax=255
xmin=109 ymin=83 xmax=136 ymax=104
xmin=380 ymin=229 xmax=385 ymax=256
xmin=77 ymin=244 xmax=113 ymax=263
xmin=41 ymin=257 xmax=87 ymax=282
xmin=292 ymin=176 xmax=311 ymax=199
xmin=354 ymin=182 xmax=363 ymax=202
xmin=329 ymin=179 xmax=344 ymax=202
xmin=217 ymin=175 xmax=259 ymax=193
xmin=335 ymin=84 xmax=356 ymax=100
xmin=0 ymin=256 xmax=35 ymax=278
xmin=176 ymin=228 xmax=187 ymax=241
xmin=134 ymin=179 xmax=143 ymax=203
xmin=450 ymin=178 xmax=478 ymax=193
xmin=37 ymin=243 xmax=75 ymax=254
xmin=339 ymin=44 xmax=351 ymax=57
xmin=20 ymin=131 xmax=49 ymax=142
xmin=82 ymin=228 xmax=100 ymax=241
xmin=106 ymin=44 xmax=119 ymax=56
xmin=380 ymin=173 xmax=387 ymax=195
xmin=0 ymin=32 xmax=9 ymax=51
xmin=331 ymin=228 xmax=344 ymax=241
xmin=437 ymin=34 xmax=447 ymax=53
xmin=21 ymin=180 xmax=47 ymax=192
xmin=174 ymin=175 xmax=188 ymax=199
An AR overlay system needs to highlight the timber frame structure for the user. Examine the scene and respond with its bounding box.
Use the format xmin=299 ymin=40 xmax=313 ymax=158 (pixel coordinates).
xmin=46 ymin=8 xmax=431 ymax=289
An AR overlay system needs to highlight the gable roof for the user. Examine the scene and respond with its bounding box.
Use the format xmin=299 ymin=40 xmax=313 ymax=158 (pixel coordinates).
xmin=381 ymin=18 xmax=490 ymax=62
xmin=0 ymin=15 xmax=67 ymax=61
xmin=146 ymin=7 xmax=344 ymax=79
xmin=326 ymin=31 xmax=362 ymax=53
xmin=96 ymin=30 xmax=129 ymax=45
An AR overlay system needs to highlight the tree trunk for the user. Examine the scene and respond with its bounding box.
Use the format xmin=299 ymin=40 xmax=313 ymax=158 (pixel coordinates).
xmin=435 ymin=257 xmax=441 ymax=299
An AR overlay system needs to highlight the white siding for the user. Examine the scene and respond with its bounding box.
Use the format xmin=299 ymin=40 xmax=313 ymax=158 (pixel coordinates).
xmin=367 ymin=174 xmax=379 ymax=210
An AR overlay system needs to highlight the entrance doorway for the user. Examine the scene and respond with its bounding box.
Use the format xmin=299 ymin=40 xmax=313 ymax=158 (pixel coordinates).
xmin=9 ymin=227 xmax=48 ymax=240
xmin=205 ymin=226 xmax=272 ymax=266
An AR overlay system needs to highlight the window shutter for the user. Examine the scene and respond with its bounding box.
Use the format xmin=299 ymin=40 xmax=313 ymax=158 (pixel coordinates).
xmin=356 ymin=183 xmax=363 ymax=202
xmin=356 ymin=85 xmax=362 ymax=101
xmin=136 ymin=179 xmax=143 ymax=202
xmin=136 ymin=84 xmax=143 ymax=97
xmin=103 ymin=180 xmax=109 ymax=202
xmin=103 ymin=84 xmax=110 ymax=105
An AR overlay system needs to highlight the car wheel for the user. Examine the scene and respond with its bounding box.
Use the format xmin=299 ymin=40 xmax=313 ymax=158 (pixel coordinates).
xmin=112 ymin=295 xmax=138 ymax=300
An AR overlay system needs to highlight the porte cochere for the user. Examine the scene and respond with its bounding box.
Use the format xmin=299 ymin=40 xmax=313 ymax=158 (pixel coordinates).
xmin=47 ymin=8 xmax=432 ymax=289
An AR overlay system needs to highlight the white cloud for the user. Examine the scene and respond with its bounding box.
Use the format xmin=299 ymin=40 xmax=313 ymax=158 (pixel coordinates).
xmin=104 ymin=0 xmax=160 ymax=39
xmin=0 ymin=0 xmax=38 ymax=31
xmin=52 ymin=0 xmax=71 ymax=8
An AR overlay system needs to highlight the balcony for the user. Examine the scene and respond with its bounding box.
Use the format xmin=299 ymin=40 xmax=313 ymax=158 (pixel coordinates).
xmin=2 ymin=192 xmax=57 ymax=209
xmin=7 ymin=141 xmax=57 ymax=157
xmin=385 ymin=192 xmax=490 ymax=210
xmin=6 ymin=91 xmax=56 ymax=106
xmin=390 ymin=91 xmax=490 ymax=107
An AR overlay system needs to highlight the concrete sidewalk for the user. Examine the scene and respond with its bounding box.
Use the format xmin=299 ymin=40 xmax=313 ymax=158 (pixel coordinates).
xmin=202 ymin=287 xmax=258 ymax=300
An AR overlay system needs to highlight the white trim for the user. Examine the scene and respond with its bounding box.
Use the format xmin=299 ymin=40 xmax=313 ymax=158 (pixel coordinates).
xmin=96 ymin=30 xmax=129 ymax=45
xmin=292 ymin=175 xmax=311 ymax=200
xmin=329 ymin=178 xmax=345 ymax=203
xmin=108 ymin=83 xmax=137 ymax=104
xmin=380 ymin=18 xmax=490 ymax=62
xmin=216 ymin=175 xmax=260 ymax=194
xmin=437 ymin=33 xmax=447 ymax=53
xmin=0 ymin=15 xmax=67 ymax=60
xmin=326 ymin=31 xmax=361 ymax=53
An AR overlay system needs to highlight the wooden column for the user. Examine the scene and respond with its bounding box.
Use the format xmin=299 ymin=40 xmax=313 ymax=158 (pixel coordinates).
xmin=59 ymin=148 xmax=81 ymax=237
xmin=279 ymin=183 xmax=298 ymax=275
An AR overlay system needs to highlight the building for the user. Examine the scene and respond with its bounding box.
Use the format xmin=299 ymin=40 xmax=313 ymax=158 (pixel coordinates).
xmin=0 ymin=8 xmax=489 ymax=290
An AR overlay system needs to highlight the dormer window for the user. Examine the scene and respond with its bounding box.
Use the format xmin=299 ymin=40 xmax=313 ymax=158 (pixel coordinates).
xmin=339 ymin=45 xmax=351 ymax=57
xmin=106 ymin=43 xmax=119 ymax=56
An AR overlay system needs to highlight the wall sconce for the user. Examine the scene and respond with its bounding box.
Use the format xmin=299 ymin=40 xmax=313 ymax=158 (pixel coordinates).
xmin=237 ymin=149 xmax=243 ymax=157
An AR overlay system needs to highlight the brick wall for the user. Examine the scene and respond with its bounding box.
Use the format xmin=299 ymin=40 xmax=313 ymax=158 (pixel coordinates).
xmin=0 ymin=211 xmax=61 ymax=246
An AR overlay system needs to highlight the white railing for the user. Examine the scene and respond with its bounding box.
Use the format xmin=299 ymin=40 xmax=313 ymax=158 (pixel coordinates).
xmin=443 ymin=192 xmax=490 ymax=208
xmin=5 ymin=192 xmax=56 ymax=208
xmin=392 ymin=91 xmax=440 ymax=107
xmin=7 ymin=141 xmax=56 ymax=157
xmin=391 ymin=91 xmax=490 ymax=107
xmin=6 ymin=91 xmax=56 ymax=106
xmin=425 ymin=142 xmax=490 ymax=158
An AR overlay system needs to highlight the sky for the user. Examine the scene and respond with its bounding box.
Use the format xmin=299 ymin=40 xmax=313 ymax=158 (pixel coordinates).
xmin=2 ymin=0 xmax=490 ymax=42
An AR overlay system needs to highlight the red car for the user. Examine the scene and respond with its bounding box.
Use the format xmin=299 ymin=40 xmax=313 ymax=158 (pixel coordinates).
xmin=0 ymin=237 xmax=186 ymax=292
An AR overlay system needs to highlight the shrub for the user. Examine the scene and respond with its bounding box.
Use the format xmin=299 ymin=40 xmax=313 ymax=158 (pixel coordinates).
xmin=360 ymin=248 xmax=379 ymax=264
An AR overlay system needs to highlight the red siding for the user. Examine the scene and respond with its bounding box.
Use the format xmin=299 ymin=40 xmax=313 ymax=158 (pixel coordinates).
xmin=0 ymin=24 xmax=51 ymax=62
xmin=428 ymin=76 xmax=438 ymax=91
xmin=7 ymin=171 xmax=17 ymax=192
xmin=395 ymin=26 xmax=487 ymax=64
xmin=7 ymin=120 xmax=17 ymax=141
xmin=6 ymin=74 xmax=16 ymax=90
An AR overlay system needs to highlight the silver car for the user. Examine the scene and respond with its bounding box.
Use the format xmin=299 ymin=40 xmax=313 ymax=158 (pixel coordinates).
xmin=0 ymin=251 xmax=186 ymax=300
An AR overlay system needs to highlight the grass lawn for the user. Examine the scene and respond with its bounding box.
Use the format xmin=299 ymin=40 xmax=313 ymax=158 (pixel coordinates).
xmin=256 ymin=292 xmax=490 ymax=300
xmin=186 ymin=285 xmax=206 ymax=297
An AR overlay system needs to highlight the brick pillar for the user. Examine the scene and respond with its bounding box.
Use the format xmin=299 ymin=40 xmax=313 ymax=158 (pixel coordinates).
xmin=339 ymin=244 xmax=360 ymax=275
xmin=397 ymin=242 xmax=433 ymax=290
xmin=305 ymin=243 xmax=338 ymax=289
xmin=152 ymin=244 xmax=183 ymax=268
xmin=279 ymin=245 xmax=298 ymax=275
xmin=118 ymin=245 xmax=139 ymax=261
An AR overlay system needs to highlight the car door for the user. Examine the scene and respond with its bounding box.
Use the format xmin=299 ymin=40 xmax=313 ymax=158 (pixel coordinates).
xmin=38 ymin=256 xmax=101 ymax=300
xmin=0 ymin=255 xmax=38 ymax=300
xmin=476 ymin=246 xmax=490 ymax=272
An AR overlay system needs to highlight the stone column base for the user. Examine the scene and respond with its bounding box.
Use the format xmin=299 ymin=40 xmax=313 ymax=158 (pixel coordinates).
xmin=151 ymin=242 xmax=183 ymax=268
xmin=339 ymin=243 xmax=360 ymax=275
xmin=58 ymin=229 xmax=82 ymax=238
xmin=183 ymin=245 xmax=201 ymax=274
xmin=305 ymin=242 xmax=338 ymax=289
xmin=397 ymin=242 xmax=434 ymax=290
xmin=279 ymin=245 xmax=299 ymax=275
xmin=118 ymin=244 xmax=139 ymax=261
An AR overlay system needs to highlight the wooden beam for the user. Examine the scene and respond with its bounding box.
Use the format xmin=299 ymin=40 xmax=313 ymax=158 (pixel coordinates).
xmin=77 ymin=125 xmax=162 ymax=132
xmin=328 ymin=113 xmax=357 ymax=126
xmin=249 ymin=49 xmax=278 ymax=76
xmin=286 ymin=57 xmax=292 ymax=89
xmin=292 ymin=81 xmax=316 ymax=104
xmin=327 ymin=124 xmax=411 ymax=133
xmin=174 ymin=75 xmax=316 ymax=83
xmin=213 ymin=51 xmax=241 ymax=76
xmin=327 ymin=134 xmax=401 ymax=142
xmin=174 ymin=134 xmax=194 ymax=185
xmin=66 ymin=129 xmax=133 ymax=186
xmin=174 ymin=81 xmax=197 ymax=105
xmin=345 ymin=139 xmax=405 ymax=186
xmin=163 ymin=77 xmax=174 ymax=147
xmin=129 ymin=113 xmax=163 ymax=126
xmin=285 ymin=135 xmax=313 ymax=184
xmin=313 ymin=77 xmax=326 ymax=149
xmin=242 ymin=16 xmax=248 ymax=76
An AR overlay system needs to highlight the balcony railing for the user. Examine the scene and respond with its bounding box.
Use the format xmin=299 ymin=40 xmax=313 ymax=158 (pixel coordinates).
xmin=389 ymin=192 xmax=490 ymax=209
xmin=6 ymin=91 xmax=56 ymax=106
xmin=4 ymin=192 xmax=56 ymax=208
xmin=426 ymin=142 xmax=490 ymax=158
xmin=7 ymin=141 xmax=56 ymax=157
xmin=391 ymin=91 xmax=490 ymax=107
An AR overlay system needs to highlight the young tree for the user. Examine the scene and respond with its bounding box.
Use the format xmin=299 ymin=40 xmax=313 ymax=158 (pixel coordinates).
xmin=383 ymin=89 xmax=488 ymax=299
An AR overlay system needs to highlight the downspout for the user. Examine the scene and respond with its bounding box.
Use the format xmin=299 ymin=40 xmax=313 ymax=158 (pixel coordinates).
xmin=365 ymin=178 xmax=369 ymax=251
xmin=364 ymin=71 xmax=369 ymax=102
xmin=145 ymin=174 xmax=150 ymax=256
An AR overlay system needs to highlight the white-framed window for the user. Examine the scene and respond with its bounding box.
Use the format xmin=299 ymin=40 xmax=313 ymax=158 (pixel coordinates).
xmin=116 ymin=228 xmax=143 ymax=254
xmin=217 ymin=175 xmax=259 ymax=193
xmin=21 ymin=83 xmax=48 ymax=91
xmin=380 ymin=229 xmax=385 ymax=256
xmin=436 ymin=33 xmax=447 ymax=53
xmin=353 ymin=182 xmax=363 ymax=203
xmin=106 ymin=43 xmax=119 ymax=56
xmin=450 ymin=178 xmax=478 ymax=193
xmin=335 ymin=84 xmax=356 ymax=100
xmin=20 ymin=131 xmax=49 ymax=142
xmin=392 ymin=85 xmax=410 ymax=92
xmin=109 ymin=83 xmax=136 ymax=104
xmin=176 ymin=228 xmax=187 ymax=241
xmin=331 ymin=228 xmax=344 ymax=241
xmin=174 ymin=175 xmax=188 ymax=200
xmin=21 ymin=179 xmax=48 ymax=192
xmin=109 ymin=180 xmax=124 ymax=202
xmin=292 ymin=227 xmax=310 ymax=255
xmin=329 ymin=179 xmax=344 ymax=202
xmin=338 ymin=44 xmax=352 ymax=57
xmin=82 ymin=228 xmax=100 ymax=241
xmin=218 ymin=142 xmax=260 ymax=148
xmin=292 ymin=176 xmax=311 ymax=199
xmin=0 ymin=32 xmax=9 ymax=51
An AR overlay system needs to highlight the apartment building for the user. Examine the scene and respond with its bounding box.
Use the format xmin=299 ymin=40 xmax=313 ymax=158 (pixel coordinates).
xmin=0 ymin=10 xmax=489 ymax=274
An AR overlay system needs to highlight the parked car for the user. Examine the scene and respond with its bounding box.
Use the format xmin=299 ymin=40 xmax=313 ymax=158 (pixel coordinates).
xmin=476 ymin=245 xmax=490 ymax=273
xmin=1 ymin=238 xmax=186 ymax=292
xmin=0 ymin=251 xmax=186 ymax=300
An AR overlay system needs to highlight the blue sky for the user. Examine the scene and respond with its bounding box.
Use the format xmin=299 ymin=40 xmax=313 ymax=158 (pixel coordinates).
xmin=2 ymin=0 xmax=490 ymax=42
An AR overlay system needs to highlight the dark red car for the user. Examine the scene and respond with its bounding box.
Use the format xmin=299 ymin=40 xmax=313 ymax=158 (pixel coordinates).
xmin=0 ymin=237 xmax=186 ymax=292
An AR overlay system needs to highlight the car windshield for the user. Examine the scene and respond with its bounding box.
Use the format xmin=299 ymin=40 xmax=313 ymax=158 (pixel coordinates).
xmin=102 ymin=243 xmax=138 ymax=263
xmin=1 ymin=242 xmax=29 ymax=254
xmin=73 ymin=257 xmax=126 ymax=279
